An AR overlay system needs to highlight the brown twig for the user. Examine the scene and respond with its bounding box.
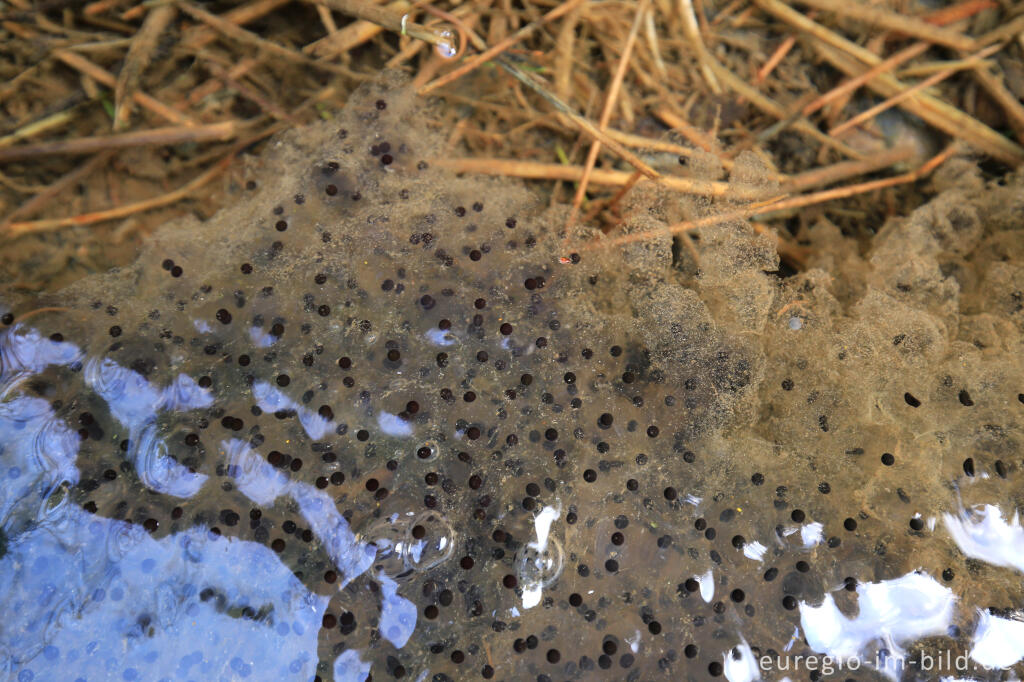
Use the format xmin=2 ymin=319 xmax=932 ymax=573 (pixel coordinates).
xmin=181 ymin=0 xmax=293 ymax=50
xmin=794 ymin=0 xmax=977 ymax=51
xmin=592 ymin=144 xmax=959 ymax=249
xmin=0 ymin=122 xmax=239 ymax=163
xmin=829 ymin=43 xmax=1002 ymax=138
xmin=754 ymin=0 xmax=1024 ymax=165
xmin=784 ymin=146 xmax=915 ymax=192
xmin=802 ymin=41 xmax=930 ymax=117
xmin=756 ymin=34 xmax=798 ymax=84
xmin=0 ymin=151 xmax=115 ymax=231
xmin=702 ymin=52 xmax=866 ymax=159
xmin=54 ymin=50 xmax=196 ymax=127
xmin=2 ymin=124 xmax=284 ymax=237
xmin=304 ymin=0 xmax=411 ymax=58
xmin=114 ymin=4 xmax=177 ymax=131
xmin=176 ymin=1 xmax=349 ymax=74
xmin=431 ymin=158 xmax=767 ymax=200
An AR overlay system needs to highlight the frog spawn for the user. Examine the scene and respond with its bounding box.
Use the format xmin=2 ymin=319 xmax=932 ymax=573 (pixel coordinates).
xmin=0 ymin=76 xmax=1023 ymax=682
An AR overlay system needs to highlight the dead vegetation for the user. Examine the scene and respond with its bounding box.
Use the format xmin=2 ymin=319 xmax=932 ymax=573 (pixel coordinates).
xmin=1 ymin=0 xmax=1023 ymax=289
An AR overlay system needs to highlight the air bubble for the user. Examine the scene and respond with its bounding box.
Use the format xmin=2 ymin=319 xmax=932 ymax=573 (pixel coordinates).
xmin=359 ymin=516 xmax=409 ymax=578
xmin=405 ymin=510 xmax=456 ymax=570
xmin=416 ymin=440 xmax=439 ymax=461
xmin=433 ymin=29 xmax=458 ymax=59
xmin=516 ymin=536 xmax=564 ymax=591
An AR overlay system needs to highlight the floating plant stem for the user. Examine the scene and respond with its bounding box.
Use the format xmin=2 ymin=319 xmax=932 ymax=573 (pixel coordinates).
xmin=313 ymin=0 xmax=462 ymax=59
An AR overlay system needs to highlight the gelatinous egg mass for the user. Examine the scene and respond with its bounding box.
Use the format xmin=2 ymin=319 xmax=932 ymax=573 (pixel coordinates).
xmin=2 ymin=76 xmax=1024 ymax=681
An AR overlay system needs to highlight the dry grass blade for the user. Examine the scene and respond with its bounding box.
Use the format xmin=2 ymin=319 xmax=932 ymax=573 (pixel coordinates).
xmin=653 ymin=108 xmax=716 ymax=152
xmin=303 ymin=0 xmax=410 ymax=58
xmin=2 ymin=125 xmax=284 ymax=237
xmin=0 ymin=109 xmax=78 ymax=149
xmin=802 ymin=41 xmax=930 ymax=116
xmin=503 ymin=66 xmax=661 ymax=180
xmin=969 ymin=62 xmax=1024 ymax=144
xmin=431 ymin=158 xmax=768 ymax=201
xmin=592 ymin=144 xmax=959 ymax=249
xmin=795 ymin=0 xmax=977 ymax=51
xmin=784 ymin=146 xmax=914 ymax=192
xmin=921 ymin=0 xmax=997 ymax=26
xmin=54 ymin=50 xmax=197 ymax=127
xmin=829 ymin=43 xmax=1002 ymax=138
xmin=176 ymin=1 xmax=348 ymax=73
xmin=565 ymin=0 xmax=652 ymax=237
xmin=753 ymin=0 xmax=1024 ymax=165
xmin=678 ymin=0 xmax=722 ymax=93
xmin=113 ymin=4 xmax=176 ymax=131
xmin=703 ymin=54 xmax=866 ymax=159
xmin=181 ymin=0 xmax=292 ymax=50
xmin=0 ymin=151 xmax=115 ymax=231
xmin=756 ymin=34 xmax=798 ymax=84
xmin=0 ymin=122 xmax=238 ymax=163
xmin=310 ymin=0 xmax=459 ymax=56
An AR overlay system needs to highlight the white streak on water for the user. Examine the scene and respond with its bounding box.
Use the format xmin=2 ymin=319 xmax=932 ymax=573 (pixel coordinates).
xmin=724 ymin=638 xmax=761 ymax=682
xmin=801 ymin=522 xmax=824 ymax=547
xmin=698 ymin=569 xmax=714 ymax=603
xmin=378 ymin=411 xmax=413 ymax=437
xmin=521 ymin=505 xmax=560 ymax=610
xmin=943 ymin=505 xmax=1024 ymax=573
xmin=743 ymin=540 xmax=767 ymax=562
xmin=969 ymin=609 xmax=1024 ymax=668
xmin=424 ymin=328 xmax=456 ymax=346
xmin=799 ymin=571 xmax=955 ymax=661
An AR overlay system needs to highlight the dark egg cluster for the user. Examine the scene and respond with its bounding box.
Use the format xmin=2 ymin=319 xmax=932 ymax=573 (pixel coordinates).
xmin=3 ymin=78 xmax=1024 ymax=682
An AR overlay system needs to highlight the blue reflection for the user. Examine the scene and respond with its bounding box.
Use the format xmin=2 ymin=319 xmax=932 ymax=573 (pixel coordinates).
xmin=252 ymin=382 xmax=333 ymax=441
xmin=0 ymin=322 xmax=420 ymax=681
xmin=84 ymin=356 xmax=212 ymax=498
xmin=1 ymin=506 xmax=327 ymax=681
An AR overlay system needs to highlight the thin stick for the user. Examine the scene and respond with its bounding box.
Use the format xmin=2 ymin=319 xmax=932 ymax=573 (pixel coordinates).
xmin=795 ymin=0 xmax=977 ymax=51
xmin=564 ymin=0 xmax=651 ymax=237
xmin=204 ymin=60 xmax=302 ymax=124
xmin=602 ymin=126 xmax=739 ymax=172
xmin=756 ymin=34 xmax=797 ymax=84
xmin=0 ymin=109 xmax=78 ymax=149
xmin=0 ymin=151 xmax=115 ymax=231
xmin=784 ymin=145 xmax=914 ymax=192
xmin=829 ymin=43 xmax=1001 ymax=138
xmin=310 ymin=0 xmax=459 ymax=56
xmin=802 ymin=41 xmax=930 ymax=116
xmin=182 ymin=0 xmax=293 ymax=50
xmin=114 ymin=4 xmax=177 ymax=131
xmin=303 ymin=0 xmax=410 ymax=57
xmin=970 ymin=62 xmax=1024 ymax=144
xmin=431 ymin=158 xmax=767 ymax=200
xmin=921 ymin=0 xmax=997 ymax=26
xmin=653 ymin=107 xmax=715 ymax=152
xmin=2 ymin=125 xmax=285 ymax=237
xmin=754 ymin=0 xmax=1024 ymax=164
xmin=54 ymin=50 xmax=196 ymax=127
xmin=177 ymin=1 xmax=352 ymax=73
xmin=0 ymin=122 xmax=238 ymax=163
xmin=703 ymin=52 xmax=865 ymax=159
xmin=678 ymin=0 xmax=721 ymax=93
xmin=502 ymin=65 xmax=661 ymax=179
xmin=582 ymin=169 xmax=643 ymax=225
xmin=593 ymin=144 xmax=958 ymax=249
